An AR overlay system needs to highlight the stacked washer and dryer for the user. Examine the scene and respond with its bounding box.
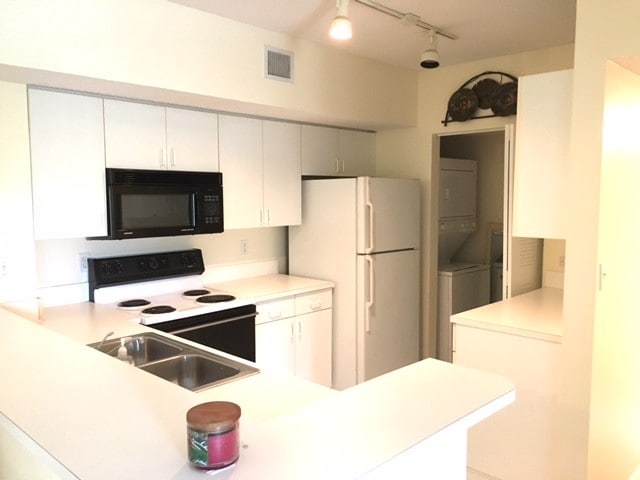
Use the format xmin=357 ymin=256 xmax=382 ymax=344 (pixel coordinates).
xmin=437 ymin=158 xmax=490 ymax=362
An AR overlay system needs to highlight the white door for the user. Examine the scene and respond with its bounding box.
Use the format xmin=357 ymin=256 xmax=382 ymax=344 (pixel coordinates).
xmin=255 ymin=319 xmax=295 ymax=376
xmin=165 ymin=107 xmax=219 ymax=172
xmin=356 ymin=177 xmax=421 ymax=253
xmin=218 ymin=115 xmax=263 ymax=229
xmin=339 ymin=129 xmax=374 ymax=176
xmin=29 ymin=89 xmax=107 ymax=239
xmin=263 ymin=120 xmax=301 ymax=227
xmin=356 ymin=249 xmax=420 ymax=383
xmin=294 ymin=310 xmax=333 ymax=387
xmin=104 ymin=99 xmax=166 ymax=170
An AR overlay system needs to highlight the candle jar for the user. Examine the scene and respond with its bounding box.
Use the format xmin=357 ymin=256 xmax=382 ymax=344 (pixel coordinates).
xmin=186 ymin=401 xmax=241 ymax=470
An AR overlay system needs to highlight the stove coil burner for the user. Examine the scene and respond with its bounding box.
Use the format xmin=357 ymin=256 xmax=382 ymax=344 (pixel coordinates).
xmin=118 ymin=299 xmax=151 ymax=309
xmin=182 ymin=289 xmax=211 ymax=298
xmin=196 ymin=294 xmax=236 ymax=304
xmin=141 ymin=305 xmax=177 ymax=315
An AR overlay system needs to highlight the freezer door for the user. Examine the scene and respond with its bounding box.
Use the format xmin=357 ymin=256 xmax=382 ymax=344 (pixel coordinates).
xmin=356 ymin=249 xmax=420 ymax=383
xmin=356 ymin=177 xmax=421 ymax=254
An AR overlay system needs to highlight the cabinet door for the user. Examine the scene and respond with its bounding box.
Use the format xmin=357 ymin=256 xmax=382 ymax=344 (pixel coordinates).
xmin=301 ymin=125 xmax=339 ymax=175
xmin=218 ymin=115 xmax=263 ymax=229
xmin=28 ymin=89 xmax=107 ymax=239
xmin=294 ymin=309 xmax=333 ymax=387
xmin=513 ymin=69 xmax=572 ymax=239
xmin=104 ymin=99 xmax=166 ymax=170
xmin=339 ymin=129 xmax=374 ymax=176
xmin=255 ymin=319 xmax=295 ymax=376
xmin=263 ymin=120 xmax=301 ymax=227
xmin=165 ymin=107 xmax=219 ymax=172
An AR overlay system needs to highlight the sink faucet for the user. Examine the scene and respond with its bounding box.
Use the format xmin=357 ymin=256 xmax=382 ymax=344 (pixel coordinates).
xmin=96 ymin=331 xmax=114 ymax=350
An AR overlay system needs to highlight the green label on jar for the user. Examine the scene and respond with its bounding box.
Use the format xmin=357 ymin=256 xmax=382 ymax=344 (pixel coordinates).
xmin=188 ymin=429 xmax=209 ymax=466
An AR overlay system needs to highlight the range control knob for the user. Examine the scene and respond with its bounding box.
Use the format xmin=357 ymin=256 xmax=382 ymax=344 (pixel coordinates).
xmin=148 ymin=257 xmax=159 ymax=270
xmin=181 ymin=253 xmax=195 ymax=267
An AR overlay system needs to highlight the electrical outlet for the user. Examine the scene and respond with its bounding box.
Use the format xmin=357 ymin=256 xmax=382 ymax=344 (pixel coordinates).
xmin=78 ymin=252 xmax=90 ymax=273
xmin=0 ymin=258 xmax=7 ymax=278
xmin=240 ymin=239 xmax=248 ymax=255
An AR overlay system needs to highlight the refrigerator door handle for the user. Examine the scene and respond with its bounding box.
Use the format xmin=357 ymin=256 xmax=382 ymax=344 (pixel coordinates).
xmin=365 ymin=181 xmax=374 ymax=253
xmin=365 ymin=255 xmax=374 ymax=333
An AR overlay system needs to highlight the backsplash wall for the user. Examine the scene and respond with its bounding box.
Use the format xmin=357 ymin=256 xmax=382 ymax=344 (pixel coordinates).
xmin=35 ymin=227 xmax=287 ymax=303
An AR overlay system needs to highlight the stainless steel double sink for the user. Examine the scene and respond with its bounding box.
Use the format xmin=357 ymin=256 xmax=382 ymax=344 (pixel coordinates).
xmin=88 ymin=332 xmax=258 ymax=391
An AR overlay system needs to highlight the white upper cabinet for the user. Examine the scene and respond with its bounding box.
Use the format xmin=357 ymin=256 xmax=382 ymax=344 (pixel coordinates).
xmin=28 ymin=89 xmax=107 ymax=239
xmin=301 ymin=125 xmax=374 ymax=176
xmin=263 ymin=120 xmax=301 ymax=227
xmin=219 ymin=115 xmax=301 ymax=229
xmin=338 ymin=129 xmax=374 ymax=176
xmin=104 ymin=99 xmax=219 ymax=172
xmin=219 ymin=115 xmax=263 ymax=229
xmin=513 ymin=69 xmax=573 ymax=239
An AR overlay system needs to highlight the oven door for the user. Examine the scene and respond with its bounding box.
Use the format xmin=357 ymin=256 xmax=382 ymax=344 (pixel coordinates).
xmin=148 ymin=305 xmax=256 ymax=362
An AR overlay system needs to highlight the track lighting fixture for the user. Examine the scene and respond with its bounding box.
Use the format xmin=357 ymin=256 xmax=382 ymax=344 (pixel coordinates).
xmin=420 ymin=29 xmax=439 ymax=69
xmin=329 ymin=0 xmax=352 ymax=40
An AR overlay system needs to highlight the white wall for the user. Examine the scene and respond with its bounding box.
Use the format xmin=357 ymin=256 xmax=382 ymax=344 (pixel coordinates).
xmin=375 ymin=44 xmax=575 ymax=357
xmin=0 ymin=0 xmax=416 ymax=130
xmin=563 ymin=1 xmax=640 ymax=477
xmin=588 ymin=61 xmax=640 ymax=480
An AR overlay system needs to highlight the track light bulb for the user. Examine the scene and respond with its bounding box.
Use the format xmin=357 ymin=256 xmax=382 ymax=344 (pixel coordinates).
xmin=330 ymin=0 xmax=352 ymax=40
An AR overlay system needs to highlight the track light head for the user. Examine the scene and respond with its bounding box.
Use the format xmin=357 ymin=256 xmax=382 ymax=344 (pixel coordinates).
xmin=330 ymin=0 xmax=352 ymax=40
xmin=420 ymin=49 xmax=439 ymax=69
xmin=420 ymin=29 xmax=439 ymax=69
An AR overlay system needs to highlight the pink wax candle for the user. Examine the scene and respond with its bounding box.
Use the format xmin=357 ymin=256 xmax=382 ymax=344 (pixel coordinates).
xmin=186 ymin=401 xmax=241 ymax=470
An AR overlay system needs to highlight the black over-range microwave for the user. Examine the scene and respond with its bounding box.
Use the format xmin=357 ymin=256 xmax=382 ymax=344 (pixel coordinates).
xmin=98 ymin=168 xmax=223 ymax=240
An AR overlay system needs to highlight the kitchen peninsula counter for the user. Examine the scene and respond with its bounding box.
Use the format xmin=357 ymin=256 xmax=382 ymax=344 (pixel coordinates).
xmin=1 ymin=279 xmax=515 ymax=479
xmin=451 ymin=287 xmax=563 ymax=343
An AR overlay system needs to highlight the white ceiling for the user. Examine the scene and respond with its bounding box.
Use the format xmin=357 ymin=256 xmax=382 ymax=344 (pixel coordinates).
xmin=170 ymin=0 xmax=576 ymax=70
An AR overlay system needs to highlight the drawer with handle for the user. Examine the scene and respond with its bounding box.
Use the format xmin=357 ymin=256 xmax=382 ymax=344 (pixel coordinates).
xmin=255 ymin=297 xmax=295 ymax=325
xmin=294 ymin=288 xmax=333 ymax=315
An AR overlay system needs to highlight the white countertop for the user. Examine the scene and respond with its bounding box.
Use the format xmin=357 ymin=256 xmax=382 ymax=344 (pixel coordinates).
xmin=1 ymin=273 xmax=515 ymax=479
xmin=451 ymin=287 xmax=563 ymax=343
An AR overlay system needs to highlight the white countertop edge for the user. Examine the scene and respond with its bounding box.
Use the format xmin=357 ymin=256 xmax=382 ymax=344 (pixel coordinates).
xmin=451 ymin=317 xmax=562 ymax=344
xmin=450 ymin=287 xmax=563 ymax=343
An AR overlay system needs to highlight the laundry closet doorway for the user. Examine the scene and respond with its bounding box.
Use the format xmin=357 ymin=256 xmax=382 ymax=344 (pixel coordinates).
xmin=433 ymin=126 xmax=543 ymax=359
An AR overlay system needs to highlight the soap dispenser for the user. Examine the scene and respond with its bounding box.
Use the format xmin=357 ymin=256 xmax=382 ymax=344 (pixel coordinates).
xmin=116 ymin=338 xmax=130 ymax=363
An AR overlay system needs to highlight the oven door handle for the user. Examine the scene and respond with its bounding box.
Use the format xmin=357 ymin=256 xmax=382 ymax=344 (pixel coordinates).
xmin=167 ymin=312 xmax=255 ymax=335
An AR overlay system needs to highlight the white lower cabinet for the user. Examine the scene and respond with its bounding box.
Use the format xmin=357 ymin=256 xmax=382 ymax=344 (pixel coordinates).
xmin=255 ymin=289 xmax=332 ymax=387
xmin=452 ymin=323 xmax=562 ymax=480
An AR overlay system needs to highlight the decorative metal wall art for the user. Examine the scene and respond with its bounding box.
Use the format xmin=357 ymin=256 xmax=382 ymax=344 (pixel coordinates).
xmin=442 ymin=71 xmax=518 ymax=126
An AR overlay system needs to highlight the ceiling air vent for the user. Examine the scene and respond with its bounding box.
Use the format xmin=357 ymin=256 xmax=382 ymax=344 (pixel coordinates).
xmin=265 ymin=46 xmax=294 ymax=83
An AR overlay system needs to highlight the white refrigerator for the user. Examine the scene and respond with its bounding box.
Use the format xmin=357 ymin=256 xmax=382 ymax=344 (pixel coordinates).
xmin=289 ymin=177 xmax=421 ymax=390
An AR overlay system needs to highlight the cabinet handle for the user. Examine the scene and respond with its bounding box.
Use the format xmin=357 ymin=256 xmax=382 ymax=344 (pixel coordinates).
xmin=309 ymin=300 xmax=322 ymax=311
xmin=297 ymin=320 xmax=302 ymax=341
xmin=269 ymin=310 xmax=282 ymax=320
xmin=340 ymin=159 xmax=345 ymax=172
xmin=259 ymin=209 xmax=263 ymax=226
xmin=290 ymin=322 xmax=294 ymax=343
xmin=266 ymin=209 xmax=271 ymax=225
xmin=159 ymin=149 xmax=165 ymax=167
xmin=334 ymin=158 xmax=340 ymax=173
xmin=170 ymin=148 xmax=176 ymax=167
